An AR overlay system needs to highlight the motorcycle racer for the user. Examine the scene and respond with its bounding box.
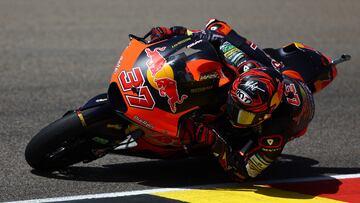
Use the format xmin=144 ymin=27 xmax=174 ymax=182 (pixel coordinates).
xmin=148 ymin=19 xmax=335 ymax=180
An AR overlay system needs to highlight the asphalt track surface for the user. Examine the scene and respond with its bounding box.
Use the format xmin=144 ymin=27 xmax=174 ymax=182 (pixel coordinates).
xmin=0 ymin=0 xmax=359 ymax=202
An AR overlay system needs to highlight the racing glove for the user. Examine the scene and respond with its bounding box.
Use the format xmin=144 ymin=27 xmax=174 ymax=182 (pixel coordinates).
xmin=193 ymin=123 xmax=218 ymax=146
xmin=205 ymin=18 xmax=284 ymax=70
xmin=193 ymin=122 xmax=250 ymax=181
xmin=190 ymin=30 xmax=225 ymax=47
xmin=149 ymin=26 xmax=188 ymax=43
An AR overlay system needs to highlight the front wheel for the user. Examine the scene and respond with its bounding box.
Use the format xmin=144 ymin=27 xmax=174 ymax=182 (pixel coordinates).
xmin=25 ymin=102 xmax=127 ymax=171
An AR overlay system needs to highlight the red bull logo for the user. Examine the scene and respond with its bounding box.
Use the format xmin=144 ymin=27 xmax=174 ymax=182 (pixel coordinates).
xmin=145 ymin=47 xmax=167 ymax=76
xmin=145 ymin=47 xmax=188 ymax=113
xmin=155 ymin=78 xmax=188 ymax=113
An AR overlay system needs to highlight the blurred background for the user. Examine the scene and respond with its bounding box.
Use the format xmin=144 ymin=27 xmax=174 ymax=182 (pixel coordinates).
xmin=0 ymin=0 xmax=359 ymax=201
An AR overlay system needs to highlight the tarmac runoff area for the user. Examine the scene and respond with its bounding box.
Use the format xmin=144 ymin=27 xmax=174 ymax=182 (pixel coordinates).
xmin=7 ymin=173 xmax=360 ymax=203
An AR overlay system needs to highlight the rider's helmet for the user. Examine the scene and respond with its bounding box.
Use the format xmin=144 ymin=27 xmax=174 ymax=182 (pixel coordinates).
xmin=226 ymin=67 xmax=284 ymax=128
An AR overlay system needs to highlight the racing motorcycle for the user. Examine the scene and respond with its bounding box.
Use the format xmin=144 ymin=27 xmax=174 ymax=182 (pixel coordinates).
xmin=25 ymin=30 xmax=351 ymax=171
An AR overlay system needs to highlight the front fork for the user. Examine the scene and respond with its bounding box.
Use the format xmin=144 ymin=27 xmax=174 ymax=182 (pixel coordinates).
xmin=69 ymin=93 xmax=140 ymax=162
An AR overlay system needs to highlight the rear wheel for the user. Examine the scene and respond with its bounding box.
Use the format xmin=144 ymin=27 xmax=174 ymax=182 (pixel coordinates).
xmin=25 ymin=103 xmax=128 ymax=171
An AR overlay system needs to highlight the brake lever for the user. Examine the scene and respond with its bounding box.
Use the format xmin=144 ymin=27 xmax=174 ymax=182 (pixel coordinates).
xmin=331 ymin=54 xmax=351 ymax=65
xmin=239 ymin=139 xmax=253 ymax=156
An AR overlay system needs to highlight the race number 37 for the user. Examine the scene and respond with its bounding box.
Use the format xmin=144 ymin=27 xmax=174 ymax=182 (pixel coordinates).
xmin=118 ymin=67 xmax=155 ymax=110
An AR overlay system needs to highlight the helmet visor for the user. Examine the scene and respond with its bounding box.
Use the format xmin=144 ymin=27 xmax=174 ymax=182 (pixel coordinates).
xmin=227 ymin=95 xmax=268 ymax=128
xmin=236 ymin=109 xmax=256 ymax=125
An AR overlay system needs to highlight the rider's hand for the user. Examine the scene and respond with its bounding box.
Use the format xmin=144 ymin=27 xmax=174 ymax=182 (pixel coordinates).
xmin=194 ymin=123 xmax=218 ymax=146
xmin=190 ymin=30 xmax=225 ymax=45
xmin=149 ymin=26 xmax=188 ymax=43
xmin=189 ymin=119 xmax=250 ymax=181
xmin=211 ymin=135 xmax=249 ymax=181
xmin=170 ymin=26 xmax=188 ymax=35
xmin=149 ymin=27 xmax=173 ymax=43
xmin=227 ymin=150 xmax=248 ymax=180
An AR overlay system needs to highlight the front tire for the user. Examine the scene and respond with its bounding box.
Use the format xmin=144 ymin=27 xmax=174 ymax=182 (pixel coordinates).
xmin=25 ymin=103 xmax=124 ymax=171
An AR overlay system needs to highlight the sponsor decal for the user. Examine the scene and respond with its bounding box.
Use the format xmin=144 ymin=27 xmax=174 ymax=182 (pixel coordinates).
xmin=271 ymin=59 xmax=283 ymax=69
xmin=243 ymin=64 xmax=251 ymax=72
xmin=95 ymin=98 xmax=108 ymax=103
xmin=155 ymin=78 xmax=188 ymax=113
xmin=220 ymin=41 xmax=246 ymax=67
xmin=199 ymin=72 xmax=219 ymax=80
xmin=236 ymin=89 xmax=252 ymax=104
xmin=259 ymin=134 xmax=283 ymax=152
xmin=242 ymin=81 xmax=265 ymax=92
xmin=213 ymin=33 xmax=224 ymax=39
xmin=171 ymin=37 xmax=191 ymax=48
xmin=187 ymin=40 xmax=203 ymax=48
xmin=115 ymin=56 xmax=123 ymax=68
xmin=261 ymin=148 xmax=282 ymax=152
xmin=260 ymin=135 xmax=283 ymax=148
xmin=113 ymin=56 xmax=123 ymax=74
xmin=240 ymin=61 xmax=259 ymax=73
xmin=190 ymin=86 xmax=213 ymax=94
xmin=145 ymin=47 xmax=167 ymax=76
xmin=145 ymin=47 xmax=188 ymax=113
xmin=250 ymin=43 xmax=258 ymax=50
xmin=133 ymin=115 xmax=154 ymax=129
xmin=246 ymin=153 xmax=271 ymax=178
xmin=267 ymin=139 xmax=274 ymax=145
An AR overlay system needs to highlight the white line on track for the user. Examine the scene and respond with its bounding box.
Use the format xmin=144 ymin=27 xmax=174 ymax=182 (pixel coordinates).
xmin=6 ymin=173 xmax=360 ymax=203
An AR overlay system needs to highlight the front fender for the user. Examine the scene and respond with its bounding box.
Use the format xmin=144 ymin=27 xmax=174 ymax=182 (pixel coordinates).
xmin=81 ymin=93 xmax=108 ymax=110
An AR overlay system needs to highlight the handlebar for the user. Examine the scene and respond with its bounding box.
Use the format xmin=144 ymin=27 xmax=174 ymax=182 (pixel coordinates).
xmin=128 ymin=30 xmax=152 ymax=44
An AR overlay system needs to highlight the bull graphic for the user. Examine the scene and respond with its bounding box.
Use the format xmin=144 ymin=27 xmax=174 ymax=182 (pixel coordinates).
xmin=155 ymin=78 xmax=188 ymax=113
xmin=145 ymin=47 xmax=167 ymax=76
